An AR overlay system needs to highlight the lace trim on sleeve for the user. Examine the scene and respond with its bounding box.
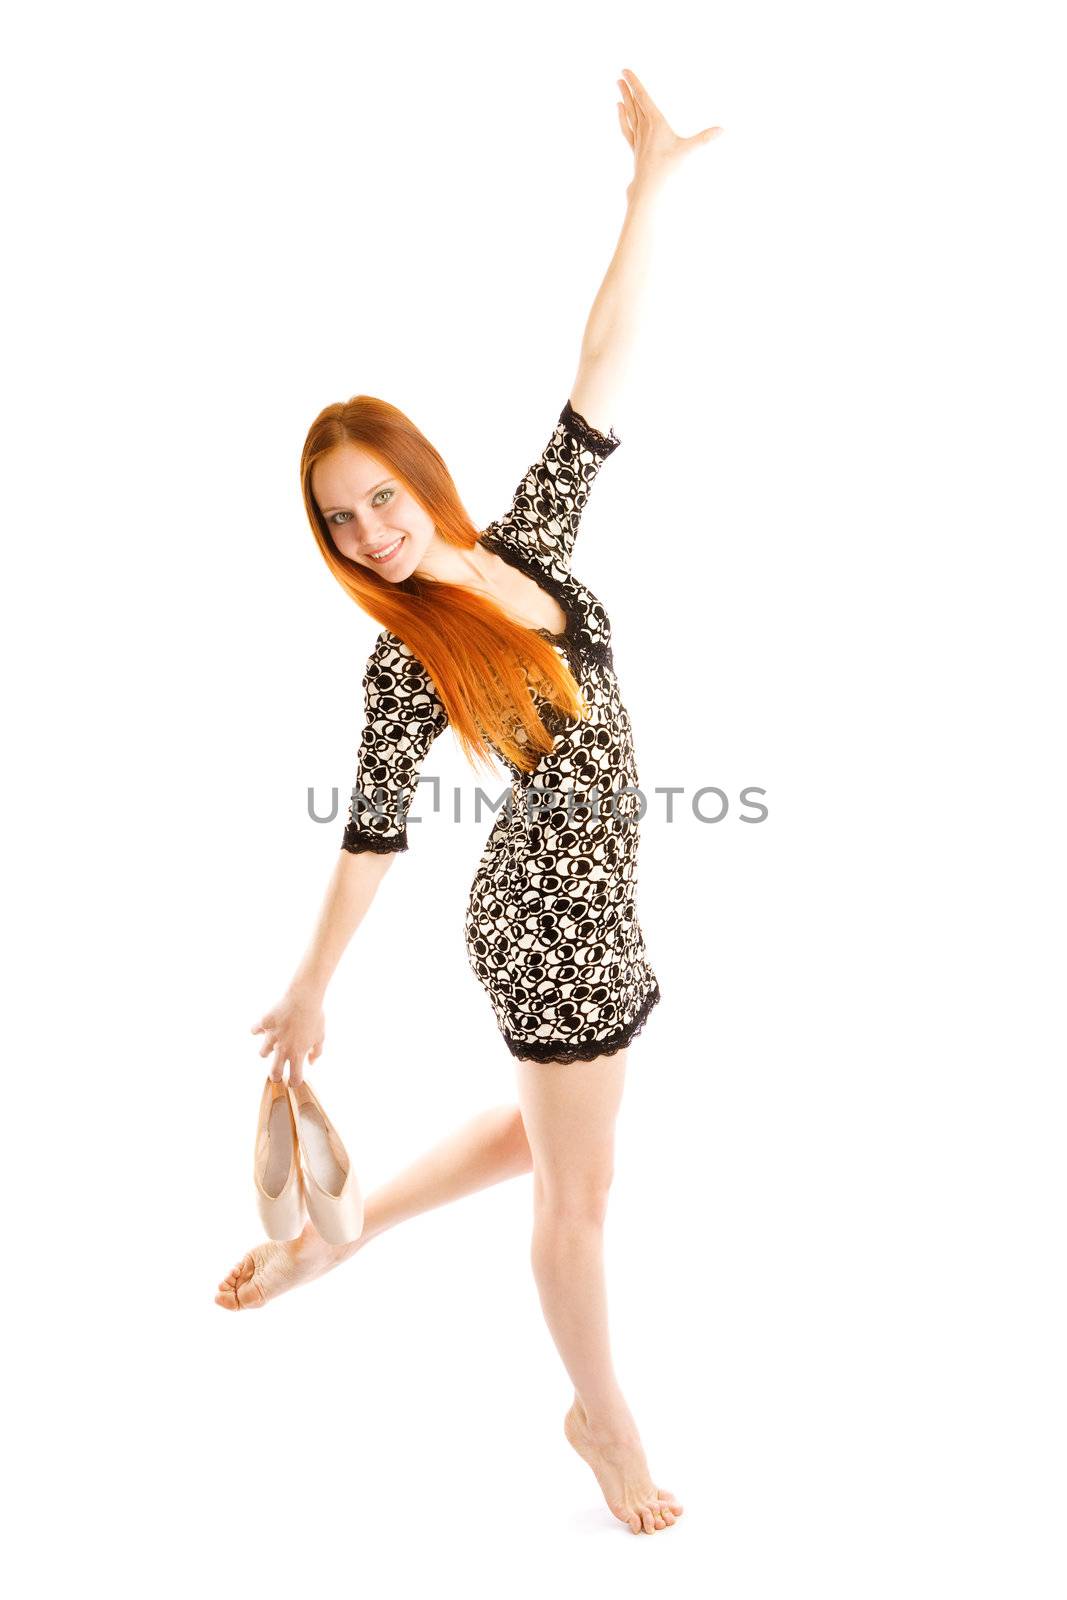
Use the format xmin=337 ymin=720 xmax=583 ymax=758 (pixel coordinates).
xmin=560 ymin=398 xmax=621 ymax=457
xmin=341 ymin=824 xmax=409 ymax=855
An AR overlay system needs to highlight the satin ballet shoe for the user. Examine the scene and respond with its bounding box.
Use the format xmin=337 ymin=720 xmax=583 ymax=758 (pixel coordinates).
xmin=253 ymin=1075 xmax=306 ymax=1240
xmin=286 ymin=1078 xmax=364 ymax=1247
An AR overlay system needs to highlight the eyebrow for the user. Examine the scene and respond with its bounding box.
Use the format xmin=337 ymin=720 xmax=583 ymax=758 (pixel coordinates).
xmin=320 ymin=477 xmax=395 ymax=515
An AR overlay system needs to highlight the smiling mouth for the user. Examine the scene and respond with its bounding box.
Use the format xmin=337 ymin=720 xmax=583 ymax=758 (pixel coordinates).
xmin=366 ymin=536 xmax=405 ymax=563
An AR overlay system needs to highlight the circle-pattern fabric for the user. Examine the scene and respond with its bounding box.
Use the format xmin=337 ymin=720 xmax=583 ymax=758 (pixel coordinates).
xmin=342 ymin=398 xmax=661 ymax=1063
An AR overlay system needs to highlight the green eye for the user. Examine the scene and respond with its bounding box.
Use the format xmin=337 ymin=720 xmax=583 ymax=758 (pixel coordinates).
xmin=329 ymin=488 xmax=393 ymax=526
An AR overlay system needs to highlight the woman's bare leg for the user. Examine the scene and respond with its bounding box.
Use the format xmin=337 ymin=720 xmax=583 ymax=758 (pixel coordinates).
xmin=215 ymin=1102 xmax=531 ymax=1309
xmin=515 ymin=1049 xmax=683 ymax=1535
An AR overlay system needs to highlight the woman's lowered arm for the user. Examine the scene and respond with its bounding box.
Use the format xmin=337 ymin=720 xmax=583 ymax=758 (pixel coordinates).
xmin=251 ymin=848 xmax=397 ymax=1086
xmin=290 ymin=847 xmax=397 ymax=1000
xmin=569 ymin=67 xmax=723 ymax=434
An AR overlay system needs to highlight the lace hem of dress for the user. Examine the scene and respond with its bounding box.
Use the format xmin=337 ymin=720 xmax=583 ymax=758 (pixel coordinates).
xmin=560 ymin=398 xmax=621 ymax=456
xmin=502 ymin=981 xmax=661 ymax=1064
xmin=341 ymin=825 xmax=408 ymax=854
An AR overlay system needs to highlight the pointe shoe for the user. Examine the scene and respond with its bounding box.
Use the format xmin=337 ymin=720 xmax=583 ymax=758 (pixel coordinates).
xmin=286 ymin=1078 xmax=364 ymax=1247
xmin=253 ymin=1075 xmax=306 ymax=1241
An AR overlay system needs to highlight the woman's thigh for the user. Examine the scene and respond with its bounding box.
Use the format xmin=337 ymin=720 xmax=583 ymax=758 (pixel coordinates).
xmin=514 ymin=1050 xmax=629 ymax=1201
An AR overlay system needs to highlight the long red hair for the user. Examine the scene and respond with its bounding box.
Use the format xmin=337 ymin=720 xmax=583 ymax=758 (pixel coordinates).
xmin=300 ymin=394 xmax=589 ymax=775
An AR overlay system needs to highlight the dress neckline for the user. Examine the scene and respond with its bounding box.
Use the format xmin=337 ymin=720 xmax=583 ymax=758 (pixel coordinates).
xmin=476 ymin=533 xmax=571 ymax=642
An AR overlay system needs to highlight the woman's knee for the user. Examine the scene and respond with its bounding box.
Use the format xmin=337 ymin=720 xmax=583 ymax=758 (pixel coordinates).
xmin=532 ymin=1166 xmax=615 ymax=1226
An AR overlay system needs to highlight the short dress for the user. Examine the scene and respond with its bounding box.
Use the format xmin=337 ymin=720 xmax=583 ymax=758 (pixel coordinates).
xmin=341 ymin=398 xmax=662 ymax=1064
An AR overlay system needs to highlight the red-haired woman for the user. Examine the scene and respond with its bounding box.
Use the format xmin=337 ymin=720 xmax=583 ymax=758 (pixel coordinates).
xmin=217 ymin=70 xmax=721 ymax=1536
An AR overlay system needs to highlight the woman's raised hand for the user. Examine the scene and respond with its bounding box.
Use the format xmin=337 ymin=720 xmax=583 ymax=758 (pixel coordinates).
xmin=251 ymin=986 xmax=325 ymax=1086
xmin=615 ymin=68 xmax=722 ymax=194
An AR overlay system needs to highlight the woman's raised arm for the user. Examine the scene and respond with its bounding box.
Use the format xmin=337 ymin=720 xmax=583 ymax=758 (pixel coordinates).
xmin=569 ymin=68 xmax=722 ymax=434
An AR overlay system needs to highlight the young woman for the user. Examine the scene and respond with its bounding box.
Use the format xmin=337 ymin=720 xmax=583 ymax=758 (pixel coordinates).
xmin=216 ymin=69 xmax=722 ymax=1536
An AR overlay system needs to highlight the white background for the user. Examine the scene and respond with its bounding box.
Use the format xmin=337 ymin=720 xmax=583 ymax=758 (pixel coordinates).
xmin=4 ymin=1 xmax=1064 ymax=1594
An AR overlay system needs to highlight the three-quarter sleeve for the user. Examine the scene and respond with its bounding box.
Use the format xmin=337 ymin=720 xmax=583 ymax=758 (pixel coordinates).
xmin=342 ymin=630 xmax=449 ymax=854
xmin=496 ymin=397 xmax=621 ymax=571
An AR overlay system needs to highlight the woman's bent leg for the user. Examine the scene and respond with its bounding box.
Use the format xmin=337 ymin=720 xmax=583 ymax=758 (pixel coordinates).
xmin=348 ymin=1101 xmax=531 ymax=1252
xmin=215 ymin=1103 xmax=531 ymax=1309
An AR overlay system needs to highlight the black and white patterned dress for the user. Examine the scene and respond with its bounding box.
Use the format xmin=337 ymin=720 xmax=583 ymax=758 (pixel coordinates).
xmin=342 ymin=399 xmax=661 ymax=1063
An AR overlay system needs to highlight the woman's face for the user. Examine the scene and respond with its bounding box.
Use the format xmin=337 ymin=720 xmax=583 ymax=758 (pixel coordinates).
xmin=311 ymin=441 xmax=436 ymax=580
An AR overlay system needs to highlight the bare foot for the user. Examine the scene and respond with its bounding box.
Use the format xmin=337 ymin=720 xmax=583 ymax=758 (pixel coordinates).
xmin=214 ymin=1223 xmax=350 ymax=1310
xmin=564 ymin=1396 xmax=684 ymax=1534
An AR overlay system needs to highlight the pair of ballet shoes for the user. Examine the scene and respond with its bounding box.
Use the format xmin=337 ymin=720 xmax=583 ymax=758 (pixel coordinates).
xmin=253 ymin=1075 xmax=364 ymax=1247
